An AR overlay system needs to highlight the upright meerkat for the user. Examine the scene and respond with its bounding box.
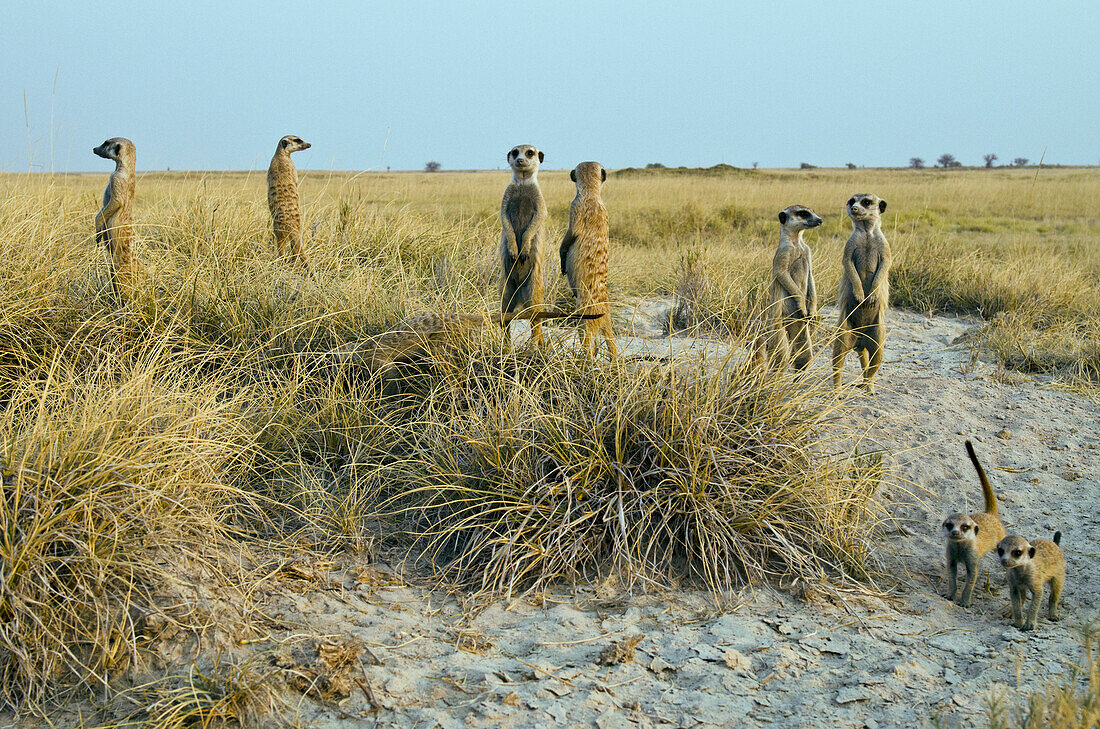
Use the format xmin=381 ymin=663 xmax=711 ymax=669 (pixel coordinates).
xmin=942 ymin=441 xmax=1006 ymax=608
xmin=499 ymin=144 xmax=548 ymax=347
xmin=267 ymin=135 xmax=312 ymax=268
xmin=832 ymin=193 xmax=892 ymax=393
xmin=998 ymin=531 xmax=1065 ymax=631
xmin=760 ymin=205 xmax=823 ymax=370
xmin=93 ymin=137 xmax=145 ymax=301
xmin=560 ymin=161 xmax=616 ymax=359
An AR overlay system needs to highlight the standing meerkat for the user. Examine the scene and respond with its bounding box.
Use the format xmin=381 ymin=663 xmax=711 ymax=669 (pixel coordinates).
xmin=93 ymin=137 xmax=145 ymax=301
xmin=499 ymin=144 xmax=548 ymax=347
xmin=997 ymin=531 xmax=1065 ymax=631
xmin=560 ymin=161 xmax=616 ymax=359
xmin=832 ymin=193 xmax=892 ymax=393
xmin=267 ymin=135 xmax=312 ymax=268
xmin=942 ymin=441 xmax=1006 ymax=608
xmin=760 ymin=205 xmax=823 ymax=371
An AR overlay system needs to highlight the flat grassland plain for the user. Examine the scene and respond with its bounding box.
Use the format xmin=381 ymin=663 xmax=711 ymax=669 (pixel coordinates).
xmin=1 ymin=167 xmax=1098 ymax=728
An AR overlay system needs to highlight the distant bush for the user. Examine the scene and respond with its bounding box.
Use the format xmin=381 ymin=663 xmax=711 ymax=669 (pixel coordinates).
xmin=799 ymin=162 xmax=817 ymax=169
xmin=424 ymin=161 xmax=442 ymax=172
xmin=645 ymin=162 xmax=666 ymax=169
xmin=937 ymin=154 xmax=962 ymax=168
xmin=1013 ymin=157 xmax=1029 ymax=167
xmin=846 ymin=162 xmax=857 ymax=170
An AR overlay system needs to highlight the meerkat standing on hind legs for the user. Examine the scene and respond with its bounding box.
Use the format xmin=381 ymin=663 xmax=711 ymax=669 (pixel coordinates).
xmin=267 ymin=135 xmax=312 ymax=269
xmin=998 ymin=531 xmax=1065 ymax=631
xmin=832 ymin=193 xmax=892 ymax=393
xmin=93 ymin=137 xmax=145 ymax=303
xmin=560 ymin=161 xmax=617 ymax=359
xmin=499 ymin=145 xmax=548 ymax=348
xmin=756 ymin=205 xmax=822 ymax=371
xmin=942 ymin=440 xmax=1006 ymax=608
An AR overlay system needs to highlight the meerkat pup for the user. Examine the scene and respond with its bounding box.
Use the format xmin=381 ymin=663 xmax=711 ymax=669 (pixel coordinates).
xmin=93 ymin=137 xmax=145 ymax=301
xmin=267 ymin=135 xmax=312 ymax=268
xmin=942 ymin=440 xmax=1007 ymax=608
xmin=761 ymin=205 xmax=823 ymax=370
xmin=998 ymin=532 xmax=1065 ymax=631
xmin=499 ymin=144 xmax=548 ymax=347
xmin=560 ymin=161 xmax=617 ymax=359
xmin=832 ymin=193 xmax=892 ymax=393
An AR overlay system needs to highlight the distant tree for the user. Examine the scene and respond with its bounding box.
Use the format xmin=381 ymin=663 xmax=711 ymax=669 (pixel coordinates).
xmin=937 ymin=153 xmax=959 ymax=168
xmin=1012 ymin=157 xmax=1029 ymax=167
xmin=983 ymin=154 xmax=998 ymax=168
xmin=846 ymin=162 xmax=857 ymax=169
xmin=645 ymin=162 xmax=666 ymax=169
xmin=424 ymin=161 xmax=442 ymax=172
xmin=752 ymin=162 xmax=759 ymax=169
xmin=799 ymin=162 xmax=817 ymax=169
xmin=909 ymin=157 xmax=925 ymax=169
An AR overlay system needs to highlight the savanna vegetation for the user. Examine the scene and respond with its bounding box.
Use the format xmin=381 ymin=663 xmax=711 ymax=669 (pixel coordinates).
xmin=0 ymin=165 xmax=1097 ymax=724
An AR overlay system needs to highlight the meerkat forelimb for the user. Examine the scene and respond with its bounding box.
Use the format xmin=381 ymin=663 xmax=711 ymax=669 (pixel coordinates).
xmin=560 ymin=161 xmax=617 ymax=360
xmin=93 ymin=137 xmax=145 ymax=302
xmin=759 ymin=205 xmax=823 ymax=371
xmin=267 ymin=135 xmax=312 ymax=269
xmin=499 ymin=145 xmax=548 ymax=348
xmin=998 ymin=531 xmax=1065 ymax=631
xmin=941 ymin=440 xmax=1007 ymax=608
xmin=832 ymin=193 xmax=892 ymax=393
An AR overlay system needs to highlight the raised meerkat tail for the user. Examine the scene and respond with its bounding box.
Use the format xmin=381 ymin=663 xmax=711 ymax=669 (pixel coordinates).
xmin=964 ymin=440 xmax=997 ymax=516
xmin=1053 ymin=531 xmax=1062 ymax=545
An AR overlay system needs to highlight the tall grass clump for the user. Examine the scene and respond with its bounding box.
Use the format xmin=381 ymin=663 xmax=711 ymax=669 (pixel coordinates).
xmin=372 ymin=338 xmax=883 ymax=599
xmin=0 ymin=339 xmax=264 ymax=708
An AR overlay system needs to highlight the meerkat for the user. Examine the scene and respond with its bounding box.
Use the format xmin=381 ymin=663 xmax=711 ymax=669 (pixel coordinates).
xmin=499 ymin=145 xmax=548 ymax=347
xmin=832 ymin=193 xmax=892 ymax=393
xmin=942 ymin=440 xmax=1007 ymax=608
xmin=93 ymin=137 xmax=145 ymax=301
xmin=759 ymin=205 xmax=823 ymax=370
xmin=267 ymin=135 xmax=312 ymax=268
xmin=998 ymin=532 xmax=1065 ymax=631
xmin=559 ymin=161 xmax=617 ymax=359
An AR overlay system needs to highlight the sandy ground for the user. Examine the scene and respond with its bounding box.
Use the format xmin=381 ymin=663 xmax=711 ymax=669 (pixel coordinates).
xmin=14 ymin=302 xmax=1100 ymax=728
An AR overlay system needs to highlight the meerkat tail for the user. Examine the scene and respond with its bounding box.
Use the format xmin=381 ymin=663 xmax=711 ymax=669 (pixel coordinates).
xmin=964 ymin=440 xmax=997 ymax=515
xmin=501 ymin=310 xmax=603 ymax=323
xmin=1053 ymin=531 xmax=1062 ymax=545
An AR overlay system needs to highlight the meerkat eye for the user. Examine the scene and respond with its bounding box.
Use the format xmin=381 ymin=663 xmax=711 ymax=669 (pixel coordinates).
xmin=960 ymin=524 xmax=969 ymax=531
xmin=997 ymin=548 xmax=1004 ymax=556
xmin=861 ymin=199 xmax=872 ymax=207
xmin=944 ymin=522 xmax=953 ymax=530
xmin=847 ymin=198 xmax=856 ymax=206
xmin=1013 ymin=549 xmax=1023 ymax=557
xmin=796 ymin=210 xmax=811 ymax=219
xmin=525 ymin=149 xmax=534 ymax=158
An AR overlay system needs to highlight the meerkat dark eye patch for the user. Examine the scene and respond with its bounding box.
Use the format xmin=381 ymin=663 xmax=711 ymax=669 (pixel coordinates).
xmin=944 ymin=522 xmax=953 ymax=530
xmin=525 ymin=149 xmax=534 ymax=158
xmin=997 ymin=548 xmax=1004 ymax=556
xmin=796 ymin=210 xmax=811 ymax=219
xmin=1013 ymin=549 xmax=1023 ymax=557
xmin=861 ymin=199 xmax=872 ymax=207
xmin=960 ymin=524 xmax=969 ymax=530
xmin=847 ymin=197 xmax=856 ymax=207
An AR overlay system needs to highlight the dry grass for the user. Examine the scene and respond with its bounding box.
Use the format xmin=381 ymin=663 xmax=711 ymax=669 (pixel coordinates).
xmin=0 ymin=166 xmax=1096 ymax=715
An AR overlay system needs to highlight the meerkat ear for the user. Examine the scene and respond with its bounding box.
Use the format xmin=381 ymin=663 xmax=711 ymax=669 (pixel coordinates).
xmin=601 ymin=168 xmax=606 ymax=182
xmin=113 ymin=143 xmax=122 ymax=156
xmin=778 ymin=211 xmax=788 ymax=225
xmin=570 ymin=169 xmax=576 ymax=182
xmin=538 ymin=151 xmax=544 ymax=163
xmin=973 ymin=525 xmax=979 ymax=535
xmin=878 ymin=199 xmax=887 ymax=213
xmin=1029 ymin=547 xmax=1036 ymax=559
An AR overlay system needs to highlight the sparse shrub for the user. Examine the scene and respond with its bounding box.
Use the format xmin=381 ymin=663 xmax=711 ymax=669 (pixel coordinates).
xmin=424 ymin=160 xmax=442 ymax=172
xmin=645 ymin=162 xmax=667 ymax=169
xmin=800 ymin=162 xmax=817 ymax=169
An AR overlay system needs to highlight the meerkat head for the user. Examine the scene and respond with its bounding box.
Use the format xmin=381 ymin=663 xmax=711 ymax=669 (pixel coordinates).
xmin=997 ymin=535 xmax=1035 ymax=569
xmin=570 ymin=161 xmax=606 ymax=189
xmin=846 ymin=193 xmax=886 ymax=223
xmin=777 ymin=205 xmax=823 ymax=232
xmin=278 ymin=135 xmax=311 ymax=154
xmin=507 ymin=145 xmax=543 ymax=180
xmin=942 ymin=512 xmax=980 ymax=544
xmin=93 ymin=137 xmax=135 ymax=163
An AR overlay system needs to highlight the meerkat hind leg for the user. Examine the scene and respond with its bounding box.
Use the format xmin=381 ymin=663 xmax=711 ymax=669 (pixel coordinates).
xmin=1010 ymin=584 xmax=1024 ymax=627
xmin=1049 ymin=576 xmax=1064 ymax=620
xmin=789 ymin=318 xmax=812 ymax=371
xmin=832 ymin=335 xmax=849 ymax=388
xmin=600 ymin=317 xmax=618 ymax=361
xmin=1024 ymin=585 xmax=1044 ymax=630
xmin=957 ymin=554 xmax=980 ymax=608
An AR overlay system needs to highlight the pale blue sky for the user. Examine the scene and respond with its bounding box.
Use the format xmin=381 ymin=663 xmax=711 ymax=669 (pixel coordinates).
xmin=4 ymin=1 xmax=1097 ymax=172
